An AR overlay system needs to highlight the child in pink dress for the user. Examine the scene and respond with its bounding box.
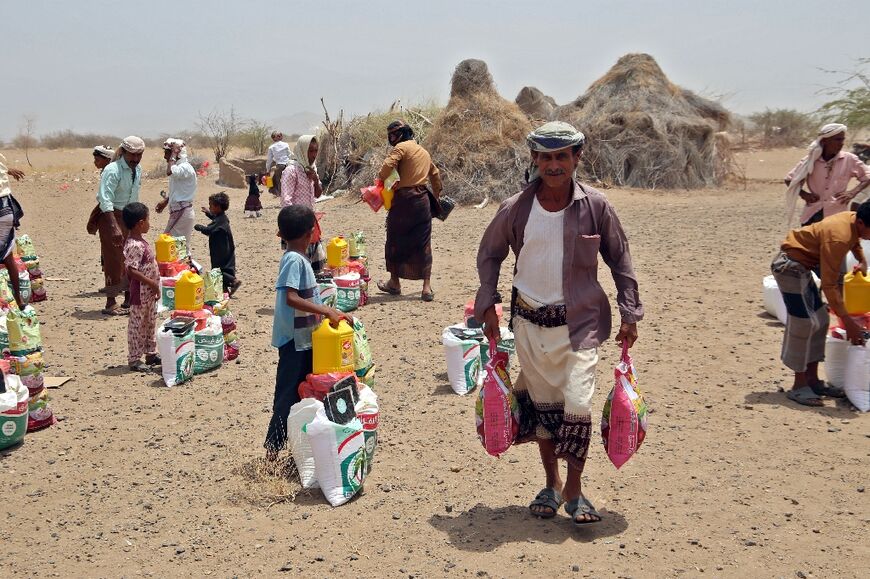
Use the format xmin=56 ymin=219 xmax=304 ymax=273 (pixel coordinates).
xmin=122 ymin=202 xmax=160 ymax=371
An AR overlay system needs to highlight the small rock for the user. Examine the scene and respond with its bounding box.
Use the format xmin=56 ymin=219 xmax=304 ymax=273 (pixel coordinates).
xmin=381 ymin=484 xmax=392 ymax=493
xmin=278 ymin=563 xmax=293 ymax=572
xmin=301 ymin=512 xmax=311 ymax=520
xmin=858 ymin=486 xmax=865 ymax=493
xmin=827 ymin=427 xmax=841 ymax=433
xmin=796 ymin=572 xmax=807 ymax=579
xmin=392 ymin=513 xmax=401 ymax=520
xmin=175 ymin=548 xmax=185 ymax=555
xmin=314 ymin=556 xmax=324 ymax=562
xmin=744 ymin=540 xmax=757 ymax=546
xmin=445 ymin=504 xmax=454 ymax=513
xmin=572 ymin=565 xmax=580 ymax=572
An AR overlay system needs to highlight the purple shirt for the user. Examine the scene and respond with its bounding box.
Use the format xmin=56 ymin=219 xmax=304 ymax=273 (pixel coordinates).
xmin=475 ymin=179 xmax=643 ymax=350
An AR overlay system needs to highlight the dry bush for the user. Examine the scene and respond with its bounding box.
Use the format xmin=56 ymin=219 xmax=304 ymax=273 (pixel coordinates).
xmin=317 ymin=100 xmax=443 ymax=194
xmin=231 ymin=455 xmax=303 ymax=508
xmin=746 ymin=108 xmax=816 ymax=148
xmin=423 ymin=59 xmax=532 ymax=204
xmin=41 ymin=130 xmax=120 ymax=149
xmin=554 ymin=53 xmax=733 ymax=189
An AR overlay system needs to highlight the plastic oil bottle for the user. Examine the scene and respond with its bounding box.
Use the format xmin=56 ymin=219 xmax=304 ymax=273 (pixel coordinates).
xmin=844 ymin=271 xmax=870 ymax=314
xmin=156 ymin=233 xmax=179 ymax=263
xmin=174 ymin=271 xmax=205 ymax=311
xmin=312 ymin=319 xmax=355 ymax=374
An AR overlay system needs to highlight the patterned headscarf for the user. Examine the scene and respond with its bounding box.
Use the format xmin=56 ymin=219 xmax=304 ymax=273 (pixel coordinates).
xmin=162 ymin=137 xmax=187 ymax=157
xmin=526 ymin=121 xmax=586 ymax=152
xmin=113 ymin=135 xmax=146 ymax=160
xmin=784 ymin=123 xmax=848 ymax=227
xmin=93 ymin=145 xmax=114 ymax=160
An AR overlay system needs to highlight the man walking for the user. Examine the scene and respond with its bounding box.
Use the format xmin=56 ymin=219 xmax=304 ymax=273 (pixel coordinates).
xmin=474 ymin=121 xmax=643 ymax=525
xmin=266 ymin=131 xmax=290 ymax=197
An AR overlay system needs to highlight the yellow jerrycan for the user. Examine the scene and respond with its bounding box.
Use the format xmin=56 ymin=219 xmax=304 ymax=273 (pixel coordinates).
xmin=156 ymin=233 xmax=179 ymax=263
xmin=174 ymin=270 xmax=205 ymax=311
xmin=844 ymin=271 xmax=870 ymax=315
xmin=312 ymin=319 xmax=355 ymax=374
xmin=326 ymin=236 xmax=349 ymax=269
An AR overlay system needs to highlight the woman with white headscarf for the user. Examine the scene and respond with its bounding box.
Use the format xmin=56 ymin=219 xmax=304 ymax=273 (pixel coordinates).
xmin=784 ymin=123 xmax=870 ymax=227
xmin=280 ymin=135 xmax=325 ymax=272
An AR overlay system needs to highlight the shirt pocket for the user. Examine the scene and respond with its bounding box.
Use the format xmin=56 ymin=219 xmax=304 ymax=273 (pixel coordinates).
xmin=574 ymin=234 xmax=600 ymax=269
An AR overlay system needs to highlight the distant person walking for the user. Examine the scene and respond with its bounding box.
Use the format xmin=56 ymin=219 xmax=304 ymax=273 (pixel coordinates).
xmin=375 ymin=120 xmax=442 ymax=302
xmin=155 ymin=138 xmax=197 ymax=245
xmin=266 ymin=131 xmax=290 ymax=197
xmin=785 ymin=123 xmax=870 ymax=227
xmin=96 ymin=136 xmax=145 ymax=315
xmin=0 ymin=151 xmax=27 ymax=308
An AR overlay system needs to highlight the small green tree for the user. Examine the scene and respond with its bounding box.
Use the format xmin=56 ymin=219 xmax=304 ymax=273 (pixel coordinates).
xmin=818 ymin=58 xmax=870 ymax=131
xmin=196 ymin=107 xmax=242 ymax=162
xmin=237 ymin=120 xmax=271 ymax=156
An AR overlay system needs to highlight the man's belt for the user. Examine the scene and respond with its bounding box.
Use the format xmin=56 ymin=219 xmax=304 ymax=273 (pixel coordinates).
xmin=169 ymin=201 xmax=193 ymax=213
xmin=514 ymin=293 xmax=567 ymax=327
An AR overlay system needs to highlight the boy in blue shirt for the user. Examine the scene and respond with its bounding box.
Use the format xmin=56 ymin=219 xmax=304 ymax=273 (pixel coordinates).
xmin=265 ymin=205 xmax=350 ymax=461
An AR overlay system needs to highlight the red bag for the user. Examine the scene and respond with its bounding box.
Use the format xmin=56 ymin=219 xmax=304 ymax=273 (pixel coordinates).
xmin=298 ymin=371 xmax=356 ymax=401
xmin=360 ymin=184 xmax=384 ymax=212
xmin=475 ymin=341 xmax=520 ymax=457
xmin=601 ymin=343 xmax=648 ymax=469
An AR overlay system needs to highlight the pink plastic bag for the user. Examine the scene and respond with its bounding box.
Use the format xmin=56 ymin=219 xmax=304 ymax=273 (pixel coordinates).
xmin=360 ymin=184 xmax=384 ymax=212
xmin=601 ymin=343 xmax=648 ymax=469
xmin=475 ymin=341 xmax=520 ymax=457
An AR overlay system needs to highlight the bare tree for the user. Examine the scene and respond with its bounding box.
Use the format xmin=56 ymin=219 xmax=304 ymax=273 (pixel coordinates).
xmin=237 ymin=119 xmax=272 ymax=156
xmin=196 ymin=107 xmax=242 ymax=162
xmin=12 ymin=115 xmax=37 ymax=167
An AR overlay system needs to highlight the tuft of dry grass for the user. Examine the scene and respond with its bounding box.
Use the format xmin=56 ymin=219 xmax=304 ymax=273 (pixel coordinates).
xmin=231 ymin=455 xmax=304 ymax=508
xmin=554 ymin=53 xmax=735 ymax=189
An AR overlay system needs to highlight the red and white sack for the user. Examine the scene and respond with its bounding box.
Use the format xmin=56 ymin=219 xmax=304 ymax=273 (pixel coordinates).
xmin=601 ymin=343 xmax=648 ymax=468
xmin=474 ymin=340 xmax=519 ymax=457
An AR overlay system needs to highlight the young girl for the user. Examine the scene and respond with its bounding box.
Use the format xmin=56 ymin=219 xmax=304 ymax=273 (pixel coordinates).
xmin=122 ymin=202 xmax=160 ymax=371
xmin=280 ymin=135 xmax=325 ymax=272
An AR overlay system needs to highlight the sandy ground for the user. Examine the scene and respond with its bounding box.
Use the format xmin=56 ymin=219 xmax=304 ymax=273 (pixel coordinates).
xmin=1 ymin=147 xmax=868 ymax=578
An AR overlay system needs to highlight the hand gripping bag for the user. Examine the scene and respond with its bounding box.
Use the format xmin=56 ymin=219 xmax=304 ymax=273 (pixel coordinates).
xmin=475 ymin=340 xmax=519 ymax=457
xmin=843 ymin=344 xmax=870 ymax=412
xmin=601 ymin=343 xmax=649 ymax=468
xmin=304 ymin=407 xmax=368 ymax=506
xmin=288 ymin=398 xmax=324 ymax=489
xmin=0 ymin=373 xmax=29 ymax=449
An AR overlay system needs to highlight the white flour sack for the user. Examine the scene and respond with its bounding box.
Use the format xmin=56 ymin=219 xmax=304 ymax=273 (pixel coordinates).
xmin=824 ymin=336 xmax=849 ymax=389
xmin=762 ymin=275 xmax=787 ymax=325
xmin=442 ymin=326 xmax=482 ymax=395
xmin=304 ymin=407 xmax=367 ymax=506
xmin=287 ymin=398 xmax=323 ymax=489
xmin=843 ymin=345 xmax=870 ymax=412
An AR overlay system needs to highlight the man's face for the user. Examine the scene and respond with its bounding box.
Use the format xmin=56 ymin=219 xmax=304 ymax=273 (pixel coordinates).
xmin=532 ymin=146 xmax=582 ymax=189
xmin=93 ymin=155 xmax=110 ymax=170
xmin=123 ymin=149 xmax=143 ymax=168
xmin=388 ymin=129 xmax=401 ymax=146
xmin=163 ymin=148 xmax=173 ymax=161
xmin=821 ymin=133 xmax=846 ymax=157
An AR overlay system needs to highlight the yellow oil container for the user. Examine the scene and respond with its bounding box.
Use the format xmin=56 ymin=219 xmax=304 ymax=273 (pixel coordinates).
xmin=312 ymin=318 xmax=355 ymax=374
xmin=174 ymin=270 xmax=205 ymax=311
xmin=156 ymin=233 xmax=179 ymax=263
xmin=326 ymin=236 xmax=349 ymax=269
xmin=844 ymin=271 xmax=870 ymax=314
xmin=264 ymin=175 xmax=273 ymax=188
xmin=382 ymin=187 xmax=394 ymax=211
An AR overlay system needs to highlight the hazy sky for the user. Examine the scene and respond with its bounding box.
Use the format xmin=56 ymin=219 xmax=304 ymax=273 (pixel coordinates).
xmin=2 ymin=0 xmax=866 ymax=141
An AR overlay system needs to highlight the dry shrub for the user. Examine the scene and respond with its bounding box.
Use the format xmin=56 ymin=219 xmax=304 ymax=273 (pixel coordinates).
xmin=554 ymin=53 xmax=733 ymax=189
xmin=317 ymin=101 xmax=442 ymax=194
xmin=746 ymin=108 xmax=816 ymax=148
xmin=231 ymin=455 xmax=304 ymax=508
xmin=423 ymin=59 xmax=533 ymax=204
xmin=515 ymin=86 xmax=557 ymax=122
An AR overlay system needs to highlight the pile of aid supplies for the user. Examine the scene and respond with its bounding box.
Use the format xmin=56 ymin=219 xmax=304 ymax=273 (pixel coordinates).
xmin=0 ymin=235 xmax=55 ymax=451
xmin=441 ymin=301 xmax=514 ymax=396
xmin=153 ymin=234 xmax=240 ymax=387
xmin=821 ymin=269 xmax=870 ymax=412
xmin=286 ymin=232 xmax=379 ymax=507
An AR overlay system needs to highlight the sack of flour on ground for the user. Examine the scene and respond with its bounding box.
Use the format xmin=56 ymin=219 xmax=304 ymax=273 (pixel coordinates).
xmin=843 ymin=344 xmax=870 ymax=412
xmin=762 ymin=275 xmax=787 ymax=325
xmin=0 ymin=373 xmax=29 ymax=449
xmin=602 ymin=344 xmax=649 ymax=468
xmin=355 ymin=386 xmax=379 ymax=476
xmin=156 ymin=318 xmax=195 ymax=387
xmin=475 ymin=341 xmax=519 ymax=457
xmin=288 ymin=398 xmax=323 ymax=489
xmin=442 ymin=326 xmax=483 ymax=395
xmin=304 ymin=407 xmax=367 ymax=506
xmin=194 ymin=315 xmax=224 ymax=375
xmin=824 ymin=335 xmax=849 ymax=389
xmin=6 ymin=306 xmax=41 ymax=355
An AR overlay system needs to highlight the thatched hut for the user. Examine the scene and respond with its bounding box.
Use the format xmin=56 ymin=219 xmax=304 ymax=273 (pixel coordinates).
xmin=515 ymin=86 xmax=557 ymax=121
xmin=423 ymin=59 xmax=533 ymax=203
xmin=553 ymin=53 xmax=731 ymax=189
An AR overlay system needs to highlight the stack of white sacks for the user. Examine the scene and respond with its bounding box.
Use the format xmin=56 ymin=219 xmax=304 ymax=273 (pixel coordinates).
xmin=442 ymin=301 xmax=514 ymax=396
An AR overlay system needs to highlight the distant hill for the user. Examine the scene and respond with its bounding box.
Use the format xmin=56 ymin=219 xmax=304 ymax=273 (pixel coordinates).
xmin=267 ymin=111 xmax=322 ymax=136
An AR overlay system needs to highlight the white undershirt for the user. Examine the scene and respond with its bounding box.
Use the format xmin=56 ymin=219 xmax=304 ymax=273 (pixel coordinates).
xmin=514 ymin=195 xmax=566 ymax=305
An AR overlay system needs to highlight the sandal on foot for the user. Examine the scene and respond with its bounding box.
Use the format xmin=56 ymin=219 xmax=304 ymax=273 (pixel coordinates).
xmin=565 ymin=496 xmax=602 ymax=526
xmin=809 ymin=380 xmax=846 ymax=398
xmin=786 ymin=385 xmax=824 ymax=407
xmin=421 ymin=290 xmax=435 ymax=302
xmin=145 ymin=354 xmax=162 ymax=366
xmin=102 ymin=306 xmax=129 ymax=316
xmin=376 ymin=281 xmax=401 ymax=295
xmin=529 ymin=487 xmax=564 ymax=519
xmin=129 ymin=361 xmax=150 ymax=372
